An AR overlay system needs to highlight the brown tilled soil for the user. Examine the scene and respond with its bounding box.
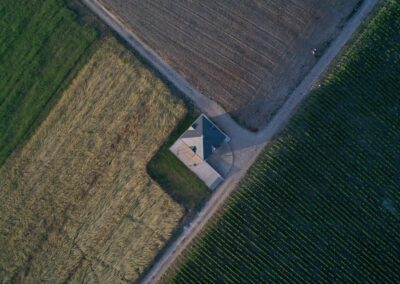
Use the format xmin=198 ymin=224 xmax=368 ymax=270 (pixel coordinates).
xmin=99 ymin=0 xmax=361 ymax=130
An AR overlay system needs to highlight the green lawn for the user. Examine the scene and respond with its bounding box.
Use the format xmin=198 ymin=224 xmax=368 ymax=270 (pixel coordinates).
xmin=168 ymin=1 xmax=400 ymax=282
xmin=0 ymin=0 xmax=97 ymax=166
xmin=148 ymin=113 xmax=210 ymax=212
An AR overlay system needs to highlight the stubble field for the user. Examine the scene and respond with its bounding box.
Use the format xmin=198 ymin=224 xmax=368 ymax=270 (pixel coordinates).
xmin=99 ymin=0 xmax=360 ymax=130
xmin=0 ymin=39 xmax=186 ymax=283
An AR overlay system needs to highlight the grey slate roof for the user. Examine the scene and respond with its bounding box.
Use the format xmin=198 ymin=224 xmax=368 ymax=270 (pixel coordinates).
xmin=180 ymin=114 xmax=228 ymax=160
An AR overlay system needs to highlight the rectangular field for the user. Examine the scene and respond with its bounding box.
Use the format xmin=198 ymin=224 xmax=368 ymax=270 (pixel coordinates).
xmin=99 ymin=0 xmax=360 ymax=130
xmin=0 ymin=39 xmax=186 ymax=283
xmin=0 ymin=0 xmax=97 ymax=166
xmin=166 ymin=1 xmax=400 ymax=282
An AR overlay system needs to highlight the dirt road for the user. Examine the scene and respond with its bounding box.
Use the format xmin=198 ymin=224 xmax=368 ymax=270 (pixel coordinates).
xmin=81 ymin=0 xmax=378 ymax=283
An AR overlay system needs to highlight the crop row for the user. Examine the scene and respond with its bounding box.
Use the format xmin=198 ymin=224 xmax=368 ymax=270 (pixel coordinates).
xmin=168 ymin=1 xmax=400 ymax=283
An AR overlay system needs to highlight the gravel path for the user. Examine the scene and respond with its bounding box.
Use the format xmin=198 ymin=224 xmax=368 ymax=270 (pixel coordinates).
xmin=82 ymin=0 xmax=379 ymax=283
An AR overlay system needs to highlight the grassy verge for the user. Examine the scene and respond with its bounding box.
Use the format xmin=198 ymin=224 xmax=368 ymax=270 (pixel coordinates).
xmin=147 ymin=113 xmax=210 ymax=212
xmin=166 ymin=1 xmax=400 ymax=282
xmin=0 ymin=0 xmax=98 ymax=166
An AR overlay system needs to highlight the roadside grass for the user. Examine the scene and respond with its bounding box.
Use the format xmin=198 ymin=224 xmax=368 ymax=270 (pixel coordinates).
xmin=0 ymin=38 xmax=186 ymax=283
xmin=0 ymin=0 xmax=97 ymax=167
xmin=147 ymin=113 xmax=210 ymax=212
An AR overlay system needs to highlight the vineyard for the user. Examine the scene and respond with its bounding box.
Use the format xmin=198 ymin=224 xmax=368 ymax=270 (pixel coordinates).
xmin=99 ymin=0 xmax=359 ymax=130
xmin=166 ymin=1 xmax=400 ymax=282
xmin=0 ymin=39 xmax=186 ymax=283
xmin=0 ymin=0 xmax=97 ymax=166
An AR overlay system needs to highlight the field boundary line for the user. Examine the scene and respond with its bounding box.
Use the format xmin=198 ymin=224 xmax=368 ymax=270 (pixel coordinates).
xmin=81 ymin=0 xmax=246 ymax=135
xmin=80 ymin=0 xmax=379 ymax=283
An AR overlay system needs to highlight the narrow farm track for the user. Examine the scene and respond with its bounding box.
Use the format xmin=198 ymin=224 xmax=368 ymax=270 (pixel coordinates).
xmin=81 ymin=0 xmax=379 ymax=283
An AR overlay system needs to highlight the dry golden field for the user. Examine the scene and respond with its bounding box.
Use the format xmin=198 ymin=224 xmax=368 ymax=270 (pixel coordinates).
xmin=0 ymin=38 xmax=186 ymax=283
xmin=100 ymin=0 xmax=360 ymax=130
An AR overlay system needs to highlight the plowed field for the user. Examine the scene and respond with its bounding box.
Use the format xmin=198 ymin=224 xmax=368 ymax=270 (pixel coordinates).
xmin=99 ymin=0 xmax=360 ymax=130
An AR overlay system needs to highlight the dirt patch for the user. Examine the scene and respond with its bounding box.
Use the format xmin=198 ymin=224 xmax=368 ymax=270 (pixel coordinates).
xmin=98 ymin=0 xmax=361 ymax=130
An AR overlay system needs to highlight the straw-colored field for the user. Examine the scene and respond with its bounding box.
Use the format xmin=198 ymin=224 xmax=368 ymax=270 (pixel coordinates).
xmin=0 ymin=39 xmax=185 ymax=283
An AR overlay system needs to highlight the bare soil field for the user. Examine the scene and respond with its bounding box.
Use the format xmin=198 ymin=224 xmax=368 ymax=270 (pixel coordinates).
xmin=0 ymin=39 xmax=186 ymax=283
xmin=99 ymin=0 xmax=360 ymax=130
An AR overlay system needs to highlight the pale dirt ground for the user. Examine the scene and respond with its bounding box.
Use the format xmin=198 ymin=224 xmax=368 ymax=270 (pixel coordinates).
xmin=0 ymin=38 xmax=186 ymax=283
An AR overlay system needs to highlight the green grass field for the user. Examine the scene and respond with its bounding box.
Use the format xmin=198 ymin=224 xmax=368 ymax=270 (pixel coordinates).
xmin=167 ymin=1 xmax=400 ymax=282
xmin=148 ymin=113 xmax=210 ymax=212
xmin=0 ymin=0 xmax=97 ymax=166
